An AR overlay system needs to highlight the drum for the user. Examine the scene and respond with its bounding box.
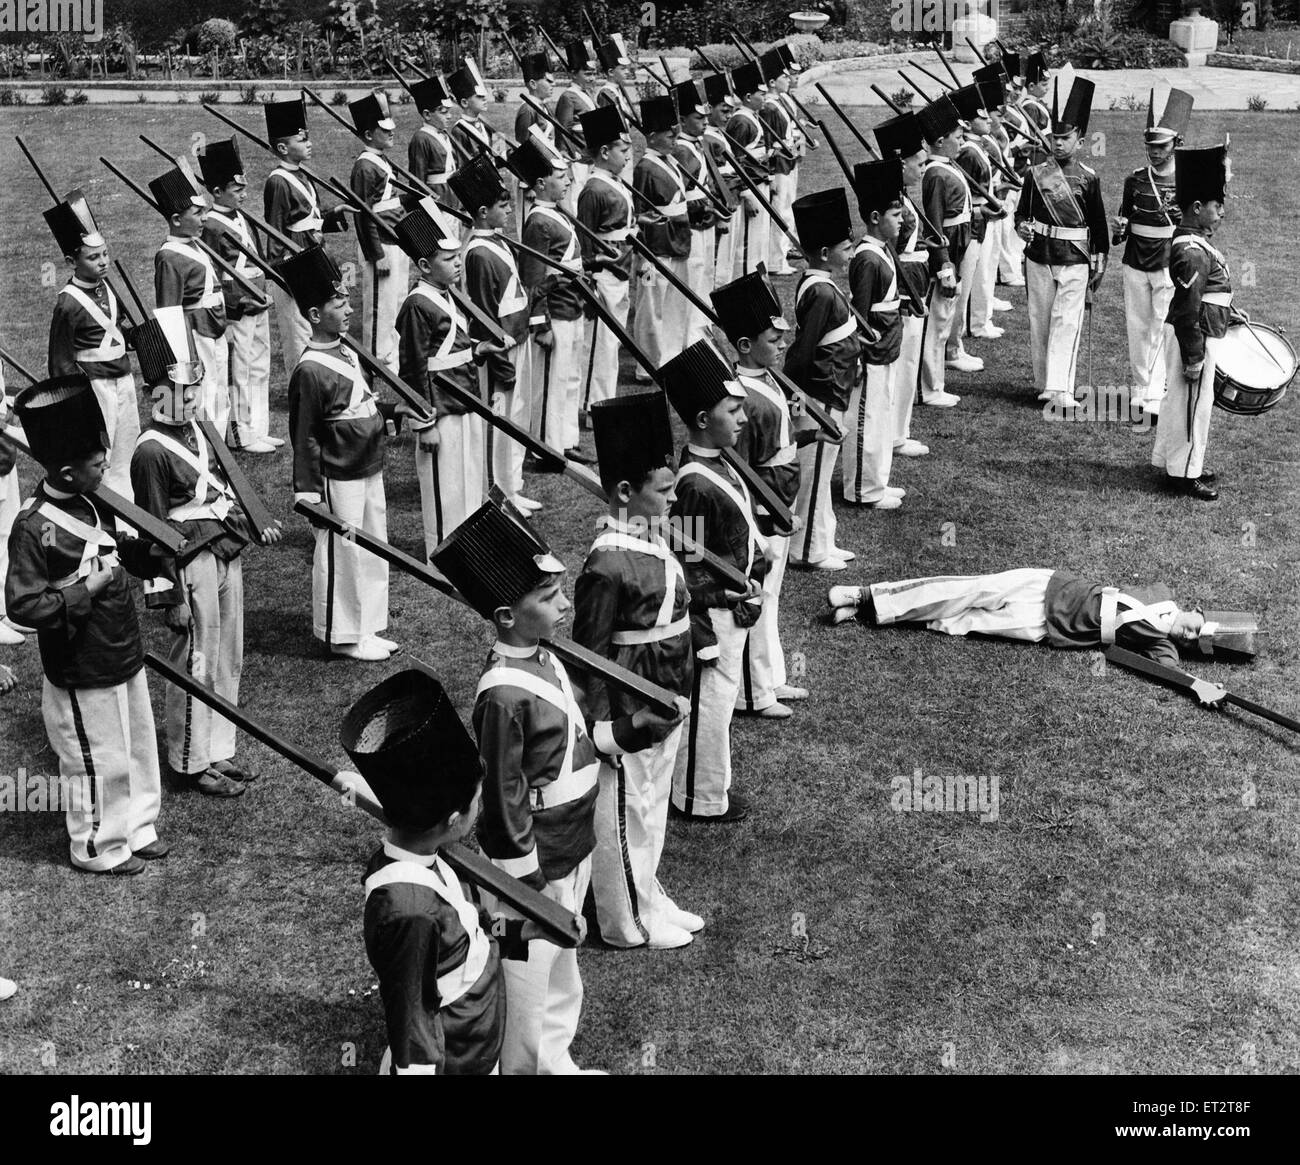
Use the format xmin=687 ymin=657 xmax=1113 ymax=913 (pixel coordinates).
xmin=1213 ymin=321 xmax=1297 ymax=416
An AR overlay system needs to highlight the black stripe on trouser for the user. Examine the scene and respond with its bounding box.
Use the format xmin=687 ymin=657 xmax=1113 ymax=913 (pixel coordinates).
xmin=582 ymin=315 xmax=599 ymax=412
xmin=852 ymin=371 xmax=868 ymax=501
xmin=681 ymin=660 xmax=704 ymax=814
xmin=324 ymin=479 xmax=336 ymax=648
xmin=740 ymin=631 xmax=756 ymax=711
xmin=916 ymin=293 xmax=932 ymax=404
xmin=180 ymin=580 xmax=196 ymax=775
xmin=485 ymin=370 xmax=498 ymax=491
xmin=1181 ymin=366 xmax=1205 ymax=478
xmin=799 ymin=440 xmax=825 ymax=564
xmin=614 ymin=759 xmax=648 ymax=941
xmin=431 ymin=444 xmax=445 ymax=550
xmin=68 ymin=688 xmax=99 ymax=859
xmin=539 ymin=348 xmax=552 ymax=446
xmin=370 ymin=263 xmax=380 ymax=358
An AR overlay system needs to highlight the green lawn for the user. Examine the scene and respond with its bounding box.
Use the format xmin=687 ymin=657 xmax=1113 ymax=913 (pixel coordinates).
xmin=0 ymin=103 xmax=1297 ymax=1075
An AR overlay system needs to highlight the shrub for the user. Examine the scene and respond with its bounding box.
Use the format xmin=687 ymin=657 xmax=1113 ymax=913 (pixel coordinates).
xmin=1108 ymin=93 xmax=1143 ymax=110
xmin=0 ymin=86 xmax=26 ymax=105
xmin=330 ymin=89 xmax=349 ymax=106
xmin=239 ymin=84 xmax=261 ymax=104
xmin=493 ymin=87 xmax=507 ymax=102
xmin=1247 ymin=94 xmax=1269 ymax=110
xmin=200 ymin=90 xmax=223 ymax=103
xmin=888 ymin=86 xmax=914 ymax=109
xmin=70 ymin=89 xmax=89 ymax=105
xmin=40 ymin=85 xmax=69 ymax=106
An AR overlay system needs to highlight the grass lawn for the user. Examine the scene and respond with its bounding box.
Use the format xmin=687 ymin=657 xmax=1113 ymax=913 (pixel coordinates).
xmin=0 ymin=102 xmax=1297 ymax=1075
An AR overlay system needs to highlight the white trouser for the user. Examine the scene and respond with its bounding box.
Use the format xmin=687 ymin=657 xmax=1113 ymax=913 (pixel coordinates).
xmin=767 ymin=170 xmax=796 ymax=272
xmin=738 ymin=533 xmax=790 ymax=711
xmin=672 ymin=608 xmax=748 ymax=816
xmin=792 ymin=417 xmax=843 ymax=565
xmin=1151 ymin=330 xmax=1221 ymax=481
xmin=483 ymin=344 xmax=533 ymax=499
xmin=1123 ymin=264 xmax=1175 ymax=401
xmin=415 ymin=412 xmax=486 ymax=563
xmin=713 ymin=206 xmax=742 ymax=285
xmin=947 ymin=234 xmax=983 ymax=356
xmin=194 ymin=333 xmax=231 ymax=441
xmin=919 ymin=279 xmax=959 ymax=400
xmin=871 ymin=568 xmax=1053 ymax=641
xmin=0 ymin=465 xmax=19 ymax=620
xmin=893 ymin=313 xmax=925 ymax=443
xmin=716 ymin=200 xmax=770 ymax=281
xmin=162 ymin=551 xmax=243 ymax=775
xmin=561 ymin=163 xmax=589 ymax=216
xmin=314 ymin=473 xmax=389 ymax=646
xmin=89 ymin=374 xmax=140 ymax=500
xmin=43 ymin=670 xmax=161 ymax=872
xmin=685 ymin=229 xmax=713 ymax=348
xmin=842 ymin=361 xmax=897 ymax=503
xmin=494 ymin=856 xmax=591 ymax=1075
xmin=581 ymin=270 xmax=629 ymax=412
xmin=998 ymin=188 xmax=1025 ymax=280
xmin=632 ymin=253 xmax=692 ymax=369
xmin=226 ymin=307 xmax=273 ymax=446
xmin=968 ymin=226 xmax=1000 ymax=333
xmin=592 ymin=724 xmax=684 ymax=946
xmin=271 ymin=279 xmax=311 ymax=375
xmin=1026 ymin=260 xmax=1089 ymax=395
xmin=532 ymin=317 xmax=582 ymax=452
xmin=358 ymin=241 xmax=409 ymax=375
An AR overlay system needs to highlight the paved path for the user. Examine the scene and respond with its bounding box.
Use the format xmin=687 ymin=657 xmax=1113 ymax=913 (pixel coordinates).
xmin=807 ymin=59 xmax=1300 ymax=110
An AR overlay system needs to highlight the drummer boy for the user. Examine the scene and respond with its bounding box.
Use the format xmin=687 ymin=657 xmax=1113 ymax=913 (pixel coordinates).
xmin=1150 ymin=140 xmax=1235 ymax=502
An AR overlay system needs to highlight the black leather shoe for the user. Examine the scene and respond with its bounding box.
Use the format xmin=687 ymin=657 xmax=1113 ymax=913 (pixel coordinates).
xmin=133 ymin=840 xmax=171 ymax=860
xmin=670 ymin=792 xmax=750 ymax=823
xmin=1198 ymin=469 xmax=1217 ymax=484
xmin=1167 ymin=474 xmax=1218 ymax=501
xmin=563 ymin=447 xmax=596 ymax=466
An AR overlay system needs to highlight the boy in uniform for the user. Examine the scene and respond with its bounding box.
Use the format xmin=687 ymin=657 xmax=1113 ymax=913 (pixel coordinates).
xmin=280 ymin=246 xmax=393 ymax=661
xmin=661 ymin=339 xmax=768 ymax=822
xmin=844 ymin=159 xmax=906 ymax=511
xmin=632 ymin=95 xmax=693 ymax=369
xmin=394 ymin=199 xmax=496 ymax=562
xmin=407 ymin=74 xmax=459 ymax=215
xmin=6 ymin=374 xmax=172 ymax=874
xmin=45 ymin=190 xmax=140 ymax=499
xmin=784 ymin=188 xmax=857 ymax=571
xmin=449 ymin=58 xmax=506 ymax=164
xmin=672 ymin=78 xmax=725 ymax=347
xmin=716 ymin=61 xmax=772 ymax=282
xmin=130 ymin=307 xmax=281 ymax=796
xmin=1114 ymin=89 xmax=1192 ymax=418
xmin=514 ymin=51 xmax=556 ymax=146
xmin=1015 ymin=77 xmax=1108 ymax=410
xmin=199 ymin=138 xmax=278 ymax=453
xmin=262 ymin=98 xmax=350 ymax=372
xmin=594 ymin=35 xmax=637 ymax=183
xmin=1150 ymin=141 xmax=1234 ymax=502
xmin=347 ymin=669 xmax=552 ymax=1075
xmin=349 ymin=92 xmax=408 ymax=375
xmin=553 ymin=39 xmax=599 ymax=215
xmin=712 ymin=273 xmax=806 ymax=721
xmin=759 ymin=48 xmax=799 ymax=278
xmin=150 ymin=157 xmax=229 ymax=436
xmin=432 ymin=497 xmax=681 ymax=1073
xmin=575 ymin=105 xmax=636 ymax=419
xmin=449 ymin=155 xmax=534 ymax=513
xmin=576 ymin=391 xmax=701 ymax=949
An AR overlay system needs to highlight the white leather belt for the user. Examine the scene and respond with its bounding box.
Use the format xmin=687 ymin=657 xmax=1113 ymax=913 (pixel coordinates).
xmin=595 ymin=228 xmax=631 ymax=241
xmin=759 ymin=444 xmax=797 ymax=469
xmin=53 ymin=551 xmax=119 ymax=589
xmin=373 ymin=197 xmax=402 ymax=213
xmin=428 ymin=349 xmax=474 ymax=371
xmin=872 ymin=299 xmax=902 ymax=312
xmin=287 ymin=213 xmax=324 ymax=233
xmin=1130 ymin=222 xmax=1175 ymax=239
xmin=659 ymin=197 xmax=688 ymax=217
xmin=199 ymin=291 xmax=224 ymax=309
xmin=897 ymin=250 xmax=928 ymax=264
xmin=820 ymin=318 xmax=857 ymax=347
xmin=610 ymin=615 xmax=690 ymax=646
xmin=330 ymin=399 xmax=379 ymax=421
xmin=942 ymin=211 xmax=971 ymax=227
xmin=1202 ymin=290 xmax=1233 ymax=306
xmin=1031 ymin=222 xmax=1089 ymax=240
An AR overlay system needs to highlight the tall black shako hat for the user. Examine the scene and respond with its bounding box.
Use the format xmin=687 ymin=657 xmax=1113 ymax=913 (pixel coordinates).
xmin=702 ymin=71 xmax=736 ymax=108
xmin=564 ymin=38 xmax=597 ymax=74
xmin=521 ymin=51 xmax=553 ymax=84
xmin=916 ymin=94 xmax=961 ymax=144
xmin=710 ymin=270 xmax=788 ymax=348
xmin=595 ymin=34 xmax=630 ymax=72
xmin=265 ymin=97 xmax=308 ymax=142
xmin=590 ymin=390 xmax=676 ymax=495
xmin=1001 ymin=50 xmax=1022 ymax=85
xmin=874 ymin=111 xmax=924 ymax=159
xmin=778 ymin=43 xmax=802 ymax=74
xmin=449 ymin=153 xmax=509 ymax=214
xmin=854 ymin=156 xmax=905 ymax=220
xmin=44 ymin=188 xmax=104 ymax=257
xmin=1051 ymin=75 xmax=1094 ymax=136
xmin=448 ymin=57 xmax=489 ymax=103
xmin=640 ymin=95 xmax=678 ymax=135
xmin=792 ymin=187 xmax=852 ymax=253
xmin=972 ymin=64 xmax=1006 ymax=113
xmin=14 ymin=373 xmax=109 ymax=466
xmin=731 ymin=60 xmax=766 ymax=100
xmin=394 ymin=196 xmax=461 ymax=260
xmin=1174 ymin=140 xmax=1230 ymax=207
xmin=948 ymin=83 xmax=988 ymax=124
xmin=579 ymin=103 xmax=631 ymax=152
xmin=134 ymin=305 xmax=202 ymax=387
xmin=758 ymin=48 xmax=786 ymax=83
xmin=1024 ymin=49 xmax=1049 ymax=86
xmin=197 ymin=137 xmax=245 ymax=190
xmin=349 ymin=91 xmax=396 ymax=135
xmin=672 ymin=78 xmax=709 ymax=118
xmin=275 ymin=245 xmax=346 ymax=315
xmin=340 ymin=669 xmax=484 ymax=831
xmin=1146 ymin=87 xmax=1194 ymax=144
xmin=431 ymin=493 xmax=566 ymax=620
xmin=149 ymin=156 xmax=208 ymax=219
xmin=505 ymin=127 xmax=569 ymax=185
xmin=659 ymin=338 xmax=746 ymax=425
xmin=410 ymin=75 xmax=455 ymax=113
